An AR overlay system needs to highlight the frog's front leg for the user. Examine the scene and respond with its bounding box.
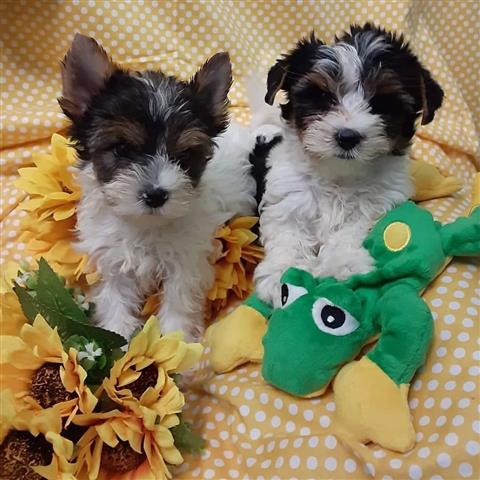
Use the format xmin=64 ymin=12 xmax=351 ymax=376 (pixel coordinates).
xmin=333 ymin=284 xmax=434 ymax=452
xmin=205 ymin=295 xmax=272 ymax=373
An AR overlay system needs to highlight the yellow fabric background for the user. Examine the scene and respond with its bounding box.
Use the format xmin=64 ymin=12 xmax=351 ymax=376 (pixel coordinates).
xmin=1 ymin=1 xmax=479 ymax=479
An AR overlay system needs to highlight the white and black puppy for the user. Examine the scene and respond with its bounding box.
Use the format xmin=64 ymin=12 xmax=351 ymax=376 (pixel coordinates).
xmin=253 ymin=24 xmax=444 ymax=306
xmin=59 ymin=34 xmax=257 ymax=340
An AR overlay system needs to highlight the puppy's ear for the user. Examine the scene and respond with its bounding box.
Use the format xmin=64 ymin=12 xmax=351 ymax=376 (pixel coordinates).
xmin=190 ymin=52 xmax=232 ymax=130
xmin=419 ymin=67 xmax=444 ymax=125
xmin=265 ymin=32 xmax=324 ymax=105
xmin=59 ymin=33 xmax=116 ymax=120
xmin=265 ymin=59 xmax=288 ymax=105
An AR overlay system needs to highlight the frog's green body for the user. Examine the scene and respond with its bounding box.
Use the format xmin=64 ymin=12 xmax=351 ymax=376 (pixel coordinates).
xmin=206 ymin=196 xmax=480 ymax=452
xmin=257 ymin=201 xmax=480 ymax=395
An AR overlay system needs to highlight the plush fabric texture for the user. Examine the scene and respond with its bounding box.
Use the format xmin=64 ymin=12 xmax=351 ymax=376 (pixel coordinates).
xmin=1 ymin=0 xmax=479 ymax=477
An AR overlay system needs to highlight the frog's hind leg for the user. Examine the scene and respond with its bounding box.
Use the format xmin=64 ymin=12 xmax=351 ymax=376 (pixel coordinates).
xmin=333 ymin=284 xmax=434 ymax=452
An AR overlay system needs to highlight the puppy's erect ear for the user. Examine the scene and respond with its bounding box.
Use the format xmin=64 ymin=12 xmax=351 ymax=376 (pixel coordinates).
xmin=265 ymin=32 xmax=324 ymax=105
xmin=59 ymin=33 xmax=116 ymax=120
xmin=419 ymin=67 xmax=444 ymax=125
xmin=190 ymin=52 xmax=232 ymax=130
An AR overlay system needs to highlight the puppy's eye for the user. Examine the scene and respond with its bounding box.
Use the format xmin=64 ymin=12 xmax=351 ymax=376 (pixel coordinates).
xmin=280 ymin=283 xmax=308 ymax=308
xmin=312 ymin=298 xmax=359 ymax=336
xmin=112 ymin=143 xmax=131 ymax=157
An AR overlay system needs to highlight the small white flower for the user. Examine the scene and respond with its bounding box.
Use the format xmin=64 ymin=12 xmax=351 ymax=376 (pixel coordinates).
xmin=15 ymin=271 xmax=31 ymax=287
xmin=77 ymin=342 xmax=103 ymax=362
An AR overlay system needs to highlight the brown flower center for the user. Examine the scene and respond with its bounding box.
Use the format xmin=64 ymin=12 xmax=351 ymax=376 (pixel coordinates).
xmin=0 ymin=431 xmax=53 ymax=480
xmin=62 ymin=184 xmax=73 ymax=194
xmin=30 ymin=362 xmax=76 ymax=408
xmin=101 ymin=440 xmax=146 ymax=473
xmin=127 ymin=364 xmax=159 ymax=398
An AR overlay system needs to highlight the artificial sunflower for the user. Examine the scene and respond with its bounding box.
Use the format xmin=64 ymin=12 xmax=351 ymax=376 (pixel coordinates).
xmin=15 ymin=134 xmax=97 ymax=286
xmin=16 ymin=133 xmax=79 ymax=221
xmin=0 ymin=390 xmax=76 ymax=480
xmin=74 ymin=408 xmax=182 ymax=480
xmin=0 ymin=315 xmax=97 ymax=426
xmin=0 ymin=261 xmax=26 ymax=336
xmin=207 ymin=216 xmax=264 ymax=318
xmin=101 ymin=317 xmax=202 ymax=418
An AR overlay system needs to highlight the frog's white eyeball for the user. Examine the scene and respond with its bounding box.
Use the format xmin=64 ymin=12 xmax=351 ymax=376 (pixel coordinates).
xmin=280 ymin=283 xmax=308 ymax=308
xmin=312 ymin=298 xmax=359 ymax=336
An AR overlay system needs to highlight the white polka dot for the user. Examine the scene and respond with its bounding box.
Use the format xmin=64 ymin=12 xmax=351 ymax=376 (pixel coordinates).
xmin=231 ymin=386 xmax=240 ymax=396
xmin=271 ymin=416 xmax=281 ymax=428
xmin=466 ymin=440 xmax=479 ymax=456
xmin=344 ymin=458 xmax=357 ymax=473
xmin=445 ymin=433 xmax=458 ymax=446
xmin=440 ymin=397 xmax=452 ymax=409
xmin=285 ymin=421 xmax=295 ymax=432
xmin=260 ymin=459 xmax=271 ymax=469
xmin=244 ymin=388 xmax=254 ymax=400
xmin=436 ymin=453 xmax=451 ymax=468
xmin=436 ymin=415 xmax=447 ymax=427
xmin=445 ymin=380 xmax=456 ymax=390
xmin=324 ymin=435 xmax=337 ymax=449
xmin=427 ymin=379 xmax=439 ymax=390
xmin=306 ymin=456 xmax=318 ymax=470
xmin=250 ymin=428 xmax=261 ymax=440
xmin=319 ymin=415 xmax=330 ymax=428
xmin=303 ymin=409 xmax=314 ymax=421
xmin=255 ymin=411 xmax=266 ymax=422
xmin=204 ymin=469 xmax=215 ymax=479
xmin=454 ymin=347 xmax=466 ymax=358
xmin=453 ymin=415 xmax=465 ymax=426
xmin=419 ymin=415 xmax=430 ymax=426
xmin=449 ymin=365 xmax=462 ymax=376
xmin=463 ymin=381 xmax=475 ymax=392
xmin=418 ymin=447 xmax=430 ymax=458
xmin=274 ymin=398 xmax=283 ymax=409
xmin=324 ymin=457 xmax=337 ymax=471
xmin=459 ymin=462 xmax=473 ymax=478
xmin=409 ymin=464 xmax=422 ymax=480
xmin=239 ymin=405 xmax=250 ymax=417
xmin=289 ymin=455 xmax=300 ymax=469
xmin=288 ymin=403 xmax=298 ymax=415
xmin=308 ymin=436 xmax=319 ymax=448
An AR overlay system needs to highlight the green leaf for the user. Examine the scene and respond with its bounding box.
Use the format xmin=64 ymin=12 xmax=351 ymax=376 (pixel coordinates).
xmin=13 ymin=258 xmax=127 ymax=350
xmin=171 ymin=417 xmax=206 ymax=456
xmin=36 ymin=258 xmax=89 ymax=324
xmin=13 ymin=283 xmax=42 ymax=322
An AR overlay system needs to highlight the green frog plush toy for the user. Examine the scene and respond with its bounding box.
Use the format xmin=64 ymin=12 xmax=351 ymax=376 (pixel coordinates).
xmin=205 ymin=178 xmax=480 ymax=452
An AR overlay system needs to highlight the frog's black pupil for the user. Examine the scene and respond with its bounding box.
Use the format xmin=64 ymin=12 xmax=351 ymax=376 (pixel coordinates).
xmin=321 ymin=305 xmax=345 ymax=329
xmin=281 ymin=284 xmax=289 ymax=306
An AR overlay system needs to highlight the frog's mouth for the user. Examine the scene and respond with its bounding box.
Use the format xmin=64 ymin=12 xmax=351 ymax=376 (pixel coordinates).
xmin=261 ymin=355 xmax=337 ymax=397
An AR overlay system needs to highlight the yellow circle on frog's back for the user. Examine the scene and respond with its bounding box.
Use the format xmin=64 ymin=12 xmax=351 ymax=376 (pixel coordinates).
xmin=383 ymin=222 xmax=412 ymax=252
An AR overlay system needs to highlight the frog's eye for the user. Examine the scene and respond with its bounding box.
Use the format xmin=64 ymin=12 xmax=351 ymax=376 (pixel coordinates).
xmin=280 ymin=283 xmax=308 ymax=308
xmin=312 ymin=298 xmax=359 ymax=336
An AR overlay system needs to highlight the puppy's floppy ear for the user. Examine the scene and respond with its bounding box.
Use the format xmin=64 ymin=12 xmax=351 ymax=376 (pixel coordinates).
xmin=190 ymin=52 xmax=232 ymax=130
xmin=419 ymin=67 xmax=444 ymax=125
xmin=59 ymin=33 xmax=116 ymax=120
xmin=265 ymin=32 xmax=324 ymax=106
xmin=265 ymin=59 xmax=288 ymax=105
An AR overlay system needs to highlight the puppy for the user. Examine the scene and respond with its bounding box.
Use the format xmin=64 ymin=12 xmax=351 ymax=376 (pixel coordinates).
xmin=59 ymin=34 xmax=257 ymax=340
xmin=253 ymin=24 xmax=444 ymax=306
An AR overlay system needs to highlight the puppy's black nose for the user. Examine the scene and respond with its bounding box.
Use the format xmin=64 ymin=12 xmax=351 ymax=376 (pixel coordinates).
xmin=335 ymin=128 xmax=363 ymax=150
xmin=143 ymin=188 xmax=169 ymax=208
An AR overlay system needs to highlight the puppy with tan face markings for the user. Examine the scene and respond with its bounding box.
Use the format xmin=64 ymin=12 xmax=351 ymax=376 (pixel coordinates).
xmin=59 ymin=34 xmax=257 ymax=340
xmin=252 ymin=24 xmax=444 ymax=306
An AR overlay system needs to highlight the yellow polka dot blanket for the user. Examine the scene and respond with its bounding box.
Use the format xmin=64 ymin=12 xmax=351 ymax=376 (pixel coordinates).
xmin=1 ymin=1 xmax=479 ymax=479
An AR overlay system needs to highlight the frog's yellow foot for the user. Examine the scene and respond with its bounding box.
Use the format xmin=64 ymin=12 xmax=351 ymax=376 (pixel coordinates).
xmin=204 ymin=305 xmax=267 ymax=373
xmin=333 ymin=357 xmax=415 ymax=453
xmin=410 ymin=159 xmax=462 ymax=202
